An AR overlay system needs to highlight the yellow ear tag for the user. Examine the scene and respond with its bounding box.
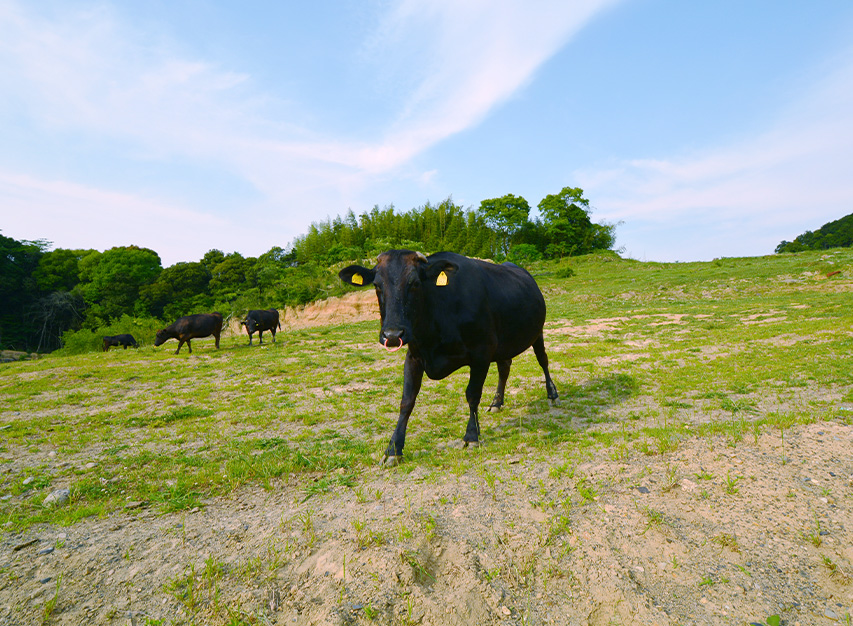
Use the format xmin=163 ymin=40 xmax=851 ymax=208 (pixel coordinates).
xmin=352 ymin=273 xmax=363 ymax=286
xmin=436 ymin=271 xmax=448 ymax=286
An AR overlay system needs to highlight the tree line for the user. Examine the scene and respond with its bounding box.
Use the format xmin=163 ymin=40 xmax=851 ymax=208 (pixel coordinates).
xmin=0 ymin=186 xmax=616 ymax=353
xmin=775 ymin=212 xmax=853 ymax=253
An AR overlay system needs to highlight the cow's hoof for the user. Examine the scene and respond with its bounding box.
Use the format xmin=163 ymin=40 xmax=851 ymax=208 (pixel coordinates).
xmin=486 ymin=404 xmax=502 ymax=413
xmin=462 ymin=440 xmax=481 ymax=449
xmin=382 ymin=455 xmax=402 ymax=468
xmin=550 ymin=398 xmax=561 ymax=407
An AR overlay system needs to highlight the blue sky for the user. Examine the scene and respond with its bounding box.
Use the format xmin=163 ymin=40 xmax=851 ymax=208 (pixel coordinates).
xmin=2 ymin=0 xmax=852 ymax=266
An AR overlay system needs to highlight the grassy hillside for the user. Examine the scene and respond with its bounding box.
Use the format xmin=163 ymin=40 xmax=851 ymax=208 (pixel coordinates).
xmin=2 ymin=249 xmax=851 ymax=530
xmin=3 ymin=248 xmax=853 ymax=626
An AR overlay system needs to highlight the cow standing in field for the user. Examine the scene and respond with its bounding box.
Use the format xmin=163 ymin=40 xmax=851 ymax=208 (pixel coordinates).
xmin=340 ymin=250 xmax=559 ymax=465
xmin=102 ymin=334 xmax=138 ymax=351
xmin=241 ymin=309 xmax=281 ymax=345
xmin=154 ymin=313 xmax=223 ymax=354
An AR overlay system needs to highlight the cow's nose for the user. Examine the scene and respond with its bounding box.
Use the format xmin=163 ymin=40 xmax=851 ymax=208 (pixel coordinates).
xmin=381 ymin=329 xmax=405 ymax=348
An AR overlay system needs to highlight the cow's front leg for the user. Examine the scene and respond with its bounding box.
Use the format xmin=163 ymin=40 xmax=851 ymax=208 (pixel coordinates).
xmin=258 ymin=331 xmax=264 ymax=344
xmin=487 ymin=359 xmax=512 ymax=412
xmin=463 ymin=362 xmax=490 ymax=446
xmin=384 ymin=353 xmax=424 ymax=466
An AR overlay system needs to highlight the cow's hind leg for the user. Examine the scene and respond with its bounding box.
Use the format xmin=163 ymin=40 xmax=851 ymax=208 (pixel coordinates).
xmin=532 ymin=334 xmax=559 ymax=404
xmin=463 ymin=361 xmax=490 ymax=446
xmin=487 ymin=359 xmax=512 ymax=412
xmin=385 ymin=353 xmax=425 ymax=466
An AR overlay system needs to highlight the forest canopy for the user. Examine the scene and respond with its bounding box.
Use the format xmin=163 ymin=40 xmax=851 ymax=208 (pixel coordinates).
xmin=775 ymin=212 xmax=853 ymax=253
xmin=0 ymin=187 xmax=616 ymax=353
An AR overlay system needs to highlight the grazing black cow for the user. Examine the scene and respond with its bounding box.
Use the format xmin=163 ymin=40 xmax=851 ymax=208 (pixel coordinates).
xmin=241 ymin=309 xmax=281 ymax=345
xmin=340 ymin=250 xmax=558 ymax=465
xmin=102 ymin=334 xmax=138 ymax=351
xmin=154 ymin=313 xmax=223 ymax=354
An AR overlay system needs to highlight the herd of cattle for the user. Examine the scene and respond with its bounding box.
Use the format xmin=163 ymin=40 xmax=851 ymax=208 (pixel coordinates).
xmin=101 ymin=250 xmax=559 ymax=463
xmin=102 ymin=308 xmax=280 ymax=354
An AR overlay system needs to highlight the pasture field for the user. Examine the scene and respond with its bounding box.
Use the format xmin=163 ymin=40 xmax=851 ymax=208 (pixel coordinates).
xmin=1 ymin=249 xmax=852 ymax=625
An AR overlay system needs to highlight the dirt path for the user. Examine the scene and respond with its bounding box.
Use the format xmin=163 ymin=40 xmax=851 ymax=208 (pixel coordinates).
xmin=3 ymin=420 xmax=852 ymax=625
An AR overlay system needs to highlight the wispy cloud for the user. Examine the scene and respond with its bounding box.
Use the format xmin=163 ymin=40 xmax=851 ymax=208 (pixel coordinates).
xmin=579 ymin=47 xmax=853 ymax=260
xmin=0 ymin=0 xmax=619 ymax=259
xmin=361 ymin=0 xmax=622 ymax=171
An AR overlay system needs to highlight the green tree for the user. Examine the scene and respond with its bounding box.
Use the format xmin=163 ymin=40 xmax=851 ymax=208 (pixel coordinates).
xmin=0 ymin=234 xmax=47 ymax=349
xmin=77 ymin=246 xmax=162 ymax=323
xmin=538 ymin=187 xmax=615 ymax=258
xmin=139 ymin=261 xmax=212 ymax=318
xmin=32 ymin=248 xmax=90 ymax=292
xmin=479 ymin=194 xmax=531 ymax=257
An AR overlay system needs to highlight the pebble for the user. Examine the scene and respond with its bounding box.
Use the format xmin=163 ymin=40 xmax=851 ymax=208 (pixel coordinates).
xmin=37 ymin=547 xmax=54 ymax=556
xmin=637 ymin=486 xmax=650 ymax=494
xmin=43 ymin=489 xmax=70 ymax=508
xmin=825 ymin=608 xmax=839 ymax=619
xmin=13 ymin=539 xmax=39 ymax=552
xmin=22 ymin=477 xmax=34 ymax=486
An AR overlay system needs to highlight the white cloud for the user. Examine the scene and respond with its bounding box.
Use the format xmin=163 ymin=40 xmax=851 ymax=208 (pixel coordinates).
xmin=579 ymin=47 xmax=853 ymax=261
xmin=0 ymin=171 xmax=286 ymax=265
xmin=363 ymin=0 xmax=622 ymax=170
xmin=0 ymin=0 xmax=623 ymax=264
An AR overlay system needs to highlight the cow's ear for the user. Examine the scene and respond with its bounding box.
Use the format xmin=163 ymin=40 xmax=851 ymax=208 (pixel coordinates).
xmin=339 ymin=265 xmax=375 ymax=287
xmin=423 ymin=260 xmax=458 ymax=287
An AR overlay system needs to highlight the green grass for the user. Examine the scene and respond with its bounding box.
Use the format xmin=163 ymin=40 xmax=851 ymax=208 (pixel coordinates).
xmin=1 ymin=248 xmax=852 ymax=529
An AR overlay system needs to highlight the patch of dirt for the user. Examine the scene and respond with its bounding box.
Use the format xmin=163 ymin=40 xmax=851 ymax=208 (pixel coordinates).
xmin=226 ymin=292 xmax=379 ymax=338
xmin=3 ymin=421 xmax=853 ymax=625
xmin=0 ymin=351 xmax=38 ymax=364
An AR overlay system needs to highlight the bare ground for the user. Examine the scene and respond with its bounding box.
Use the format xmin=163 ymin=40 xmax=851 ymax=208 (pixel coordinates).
xmin=3 ymin=421 xmax=852 ymax=626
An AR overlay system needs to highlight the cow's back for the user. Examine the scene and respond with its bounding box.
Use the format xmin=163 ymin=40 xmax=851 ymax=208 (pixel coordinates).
xmin=419 ymin=253 xmax=546 ymax=363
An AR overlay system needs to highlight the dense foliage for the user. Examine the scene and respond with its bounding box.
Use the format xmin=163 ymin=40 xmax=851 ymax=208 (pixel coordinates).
xmin=776 ymin=212 xmax=853 ymax=253
xmin=0 ymin=187 xmax=615 ymax=353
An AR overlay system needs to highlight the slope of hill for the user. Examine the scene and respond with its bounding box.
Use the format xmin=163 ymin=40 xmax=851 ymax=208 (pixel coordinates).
xmin=1 ymin=249 xmax=852 ymax=625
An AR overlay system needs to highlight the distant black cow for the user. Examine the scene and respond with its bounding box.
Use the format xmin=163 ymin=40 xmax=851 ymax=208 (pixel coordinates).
xmin=154 ymin=313 xmax=223 ymax=354
xmin=241 ymin=309 xmax=281 ymax=345
xmin=340 ymin=250 xmax=559 ymax=465
xmin=102 ymin=334 xmax=138 ymax=352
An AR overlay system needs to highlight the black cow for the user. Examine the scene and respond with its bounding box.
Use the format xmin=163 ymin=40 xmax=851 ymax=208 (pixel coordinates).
xmin=154 ymin=313 xmax=223 ymax=354
xmin=241 ymin=309 xmax=281 ymax=345
xmin=102 ymin=334 xmax=138 ymax=351
xmin=340 ymin=250 xmax=558 ymax=465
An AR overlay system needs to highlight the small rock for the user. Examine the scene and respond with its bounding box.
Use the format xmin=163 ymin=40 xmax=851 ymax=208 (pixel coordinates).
xmin=825 ymin=608 xmax=839 ymax=620
xmin=37 ymin=546 xmax=54 ymax=556
xmin=637 ymin=486 xmax=650 ymax=494
xmin=13 ymin=538 xmax=39 ymax=552
xmin=43 ymin=489 xmax=70 ymax=508
xmin=500 ymin=606 xmax=511 ymax=616
xmin=22 ymin=476 xmax=34 ymax=486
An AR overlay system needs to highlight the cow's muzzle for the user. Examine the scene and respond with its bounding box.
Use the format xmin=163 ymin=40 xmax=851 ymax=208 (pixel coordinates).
xmin=381 ymin=330 xmax=405 ymax=352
